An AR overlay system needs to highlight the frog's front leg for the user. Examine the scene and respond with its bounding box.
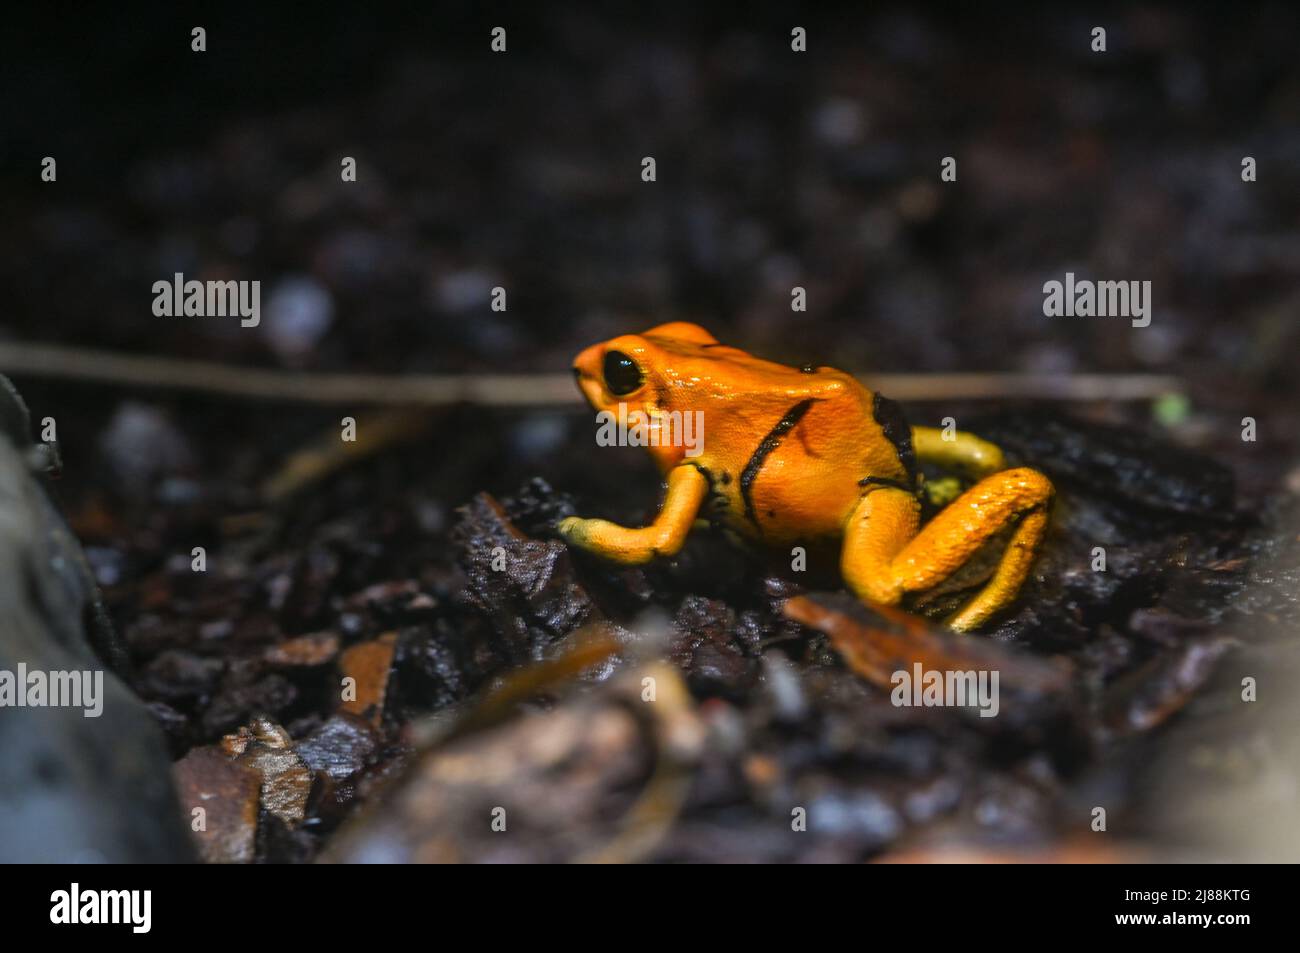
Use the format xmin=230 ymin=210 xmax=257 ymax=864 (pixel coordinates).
xmin=558 ymin=464 xmax=709 ymax=565
xmin=840 ymin=468 xmax=1053 ymax=632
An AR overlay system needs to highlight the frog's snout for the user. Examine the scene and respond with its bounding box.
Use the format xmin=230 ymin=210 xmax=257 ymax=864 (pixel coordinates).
xmin=572 ymin=365 xmax=594 ymax=406
xmin=572 ymin=342 xmax=603 ymax=379
xmin=570 ymin=344 xmax=607 ymax=409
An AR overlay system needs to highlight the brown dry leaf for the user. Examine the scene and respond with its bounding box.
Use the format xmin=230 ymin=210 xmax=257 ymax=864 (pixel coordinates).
xmin=172 ymin=746 xmax=262 ymax=864
xmin=338 ymin=631 xmax=398 ymax=725
xmin=783 ymin=592 xmax=1071 ymax=697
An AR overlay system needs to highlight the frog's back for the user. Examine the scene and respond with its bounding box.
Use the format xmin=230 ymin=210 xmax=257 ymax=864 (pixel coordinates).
xmin=683 ymin=360 xmax=916 ymax=546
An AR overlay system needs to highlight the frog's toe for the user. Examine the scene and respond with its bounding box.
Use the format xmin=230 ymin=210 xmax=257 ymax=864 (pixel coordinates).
xmin=557 ymin=515 xmax=586 ymax=542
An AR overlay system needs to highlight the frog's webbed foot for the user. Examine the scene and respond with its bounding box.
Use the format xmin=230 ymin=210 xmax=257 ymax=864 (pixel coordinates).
xmin=840 ymin=468 xmax=1053 ymax=632
xmin=557 ymin=465 xmax=708 ymax=565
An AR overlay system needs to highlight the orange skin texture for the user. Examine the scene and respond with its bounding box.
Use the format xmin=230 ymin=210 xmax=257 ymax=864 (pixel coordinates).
xmin=559 ymin=322 xmax=1054 ymax=632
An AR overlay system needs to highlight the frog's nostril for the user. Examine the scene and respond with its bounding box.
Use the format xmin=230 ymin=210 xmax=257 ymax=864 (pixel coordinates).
xmin=571 ymin=366 xmax=582 ymax=381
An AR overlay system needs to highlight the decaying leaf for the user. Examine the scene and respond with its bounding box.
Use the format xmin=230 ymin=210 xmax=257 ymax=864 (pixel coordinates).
xmin=223 ymin=717 xmax=314 ymax=829
xmin=172 ymin=746 xmax=262 ymax=864
xmin=338 ymin=631 xmax=398 ymax=725
xmin=783 ymin=592 xmax=1072 ymax=701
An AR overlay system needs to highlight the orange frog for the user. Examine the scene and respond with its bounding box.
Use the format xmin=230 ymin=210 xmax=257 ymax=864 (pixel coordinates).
xmin=558 ymin=322 xmax=1053 ymax=632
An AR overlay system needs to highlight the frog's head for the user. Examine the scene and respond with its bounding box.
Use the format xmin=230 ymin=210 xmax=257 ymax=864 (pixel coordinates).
xmin=570 ymin=321 xmax=719 ymax=415
xmin=571 ymin=322 xmax=719 ymax=469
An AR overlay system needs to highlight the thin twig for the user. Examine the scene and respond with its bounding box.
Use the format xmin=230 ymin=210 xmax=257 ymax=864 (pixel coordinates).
xmin=0 ymin=340 xmax=1183 ymax=405
xmin=0 ymin=341 xmax=578 ymax=405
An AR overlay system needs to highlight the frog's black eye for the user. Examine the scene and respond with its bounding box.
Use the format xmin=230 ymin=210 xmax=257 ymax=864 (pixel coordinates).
xmin=602 ymin=350 xmax=643 ymax=396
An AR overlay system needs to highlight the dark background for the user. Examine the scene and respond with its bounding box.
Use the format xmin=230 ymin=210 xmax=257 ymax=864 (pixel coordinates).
xmin=4 ymin=2 xmax=1298 ymax=502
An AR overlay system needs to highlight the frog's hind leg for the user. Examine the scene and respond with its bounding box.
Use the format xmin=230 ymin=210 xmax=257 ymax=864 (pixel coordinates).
xmin=911 ymin=425 xmax=1006 ymax=478
xmin=840 ymin=468 xmax=1053 ymax=632
xmin=839 ymin=487 xmax=921 ymax=606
